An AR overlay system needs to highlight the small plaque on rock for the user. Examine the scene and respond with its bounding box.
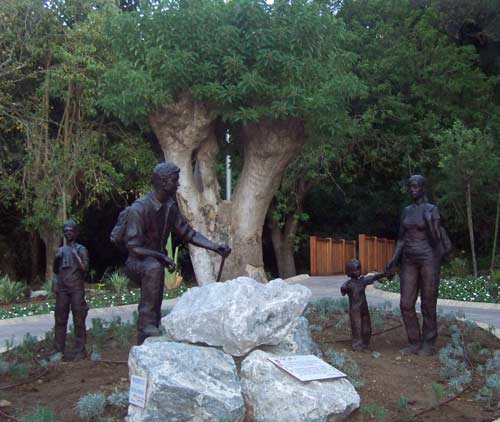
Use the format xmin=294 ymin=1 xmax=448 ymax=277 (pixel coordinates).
xmin=268 ymin=355 xmax=347 ymax=382
xmin=129 ymin=375 xmax=148 ymax=408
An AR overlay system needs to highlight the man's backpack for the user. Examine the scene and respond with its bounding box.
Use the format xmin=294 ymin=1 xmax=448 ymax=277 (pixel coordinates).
xmin=110 ymin=206 xmax=131 ymax=249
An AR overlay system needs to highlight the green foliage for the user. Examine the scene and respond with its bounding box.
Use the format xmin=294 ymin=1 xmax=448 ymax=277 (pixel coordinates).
xmin=100 ymin=0 xmax=360 ymax=125
xmin=360 ymin=403 xmax=386 ymax=421
xmin=74 ymin=392 xmax=106 ymax=422
xmin=310 ymin=297 xmax=349 ymax=316
xmin=324 ymin=347 xmax=364 ymax=388
xmin=164 ymin=233 xmax=182 ymax=291
xmin=396 ymin=394 xmax=409 ymax=411
xmin=15 ymin=333 xmax=38 ymax=360
xmin=89 ymin=318 xmax=107 ymax=350
xmin=437 ymin=325 xmax=472 ymax=397
xmin=10 ymin=362 xmax=32 ymax=379
xmin=104 ymin=270 xmax=130 ymax=294
xmin=476 ymin=350 xmax=500 ymax=409
xmin=0 ymin=275 xmax=25 ymax=304
xmin=106 ymin=390 xmax=128 ymax=408
xmin=378 ymin=274 xmax=497 ymax=302
xmin=108 ymin=316 xmax=134 ymax=347
xmin=431 ymin=382 xmax=445 ymax=407
xmin=20 ymin=405 xmax=58 ymax=422
xmin=0 ymin=286 xmax=187 ymax=320
xmin=441 ymin=257 xmax=469 ymax=278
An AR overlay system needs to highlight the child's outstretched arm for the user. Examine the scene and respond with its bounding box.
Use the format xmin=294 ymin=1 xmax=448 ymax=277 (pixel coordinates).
xmin=363 ymin=272 xmax=387 ymax=286
xmin=340 ymin=281 xmax=349 ymax=296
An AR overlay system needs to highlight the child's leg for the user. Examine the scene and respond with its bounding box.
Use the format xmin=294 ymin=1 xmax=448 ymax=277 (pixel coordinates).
xmin=349 ymin=310 xmax=364 ymax=350
xmin=361 ymin=310 xmax=372 ymax=348
xmin=70 ymin=287 xmax=89 ymax=356
xmin=54 ymin=288 xmax=71 ymax=353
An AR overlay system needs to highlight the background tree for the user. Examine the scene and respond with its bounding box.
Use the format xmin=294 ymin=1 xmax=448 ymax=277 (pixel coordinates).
xmin=0 ymin=0 xmax=157 ymax=280
xmin=99 ymin=0 xmax=360 ymax=283
xmin=435 ymin=121 xmax=499 ymax=277
xmin=301 ymin=0 xmax=500 ymax=259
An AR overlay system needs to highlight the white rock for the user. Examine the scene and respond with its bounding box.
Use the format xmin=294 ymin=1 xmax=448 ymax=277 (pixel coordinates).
xmin=283 ymin=274 xmax=310 ymax=283
xmin=127 ymin=340 xmax=244 ymax=422
xmin=162 ymin=277 xmax=311 ymax=356
xmin=240 ymin=350 xmax=360 ymax=422
xmin=261 ymin=316 xmax=322 ymax=357
xmin=30 ymin=290 xmax=48 ymax=298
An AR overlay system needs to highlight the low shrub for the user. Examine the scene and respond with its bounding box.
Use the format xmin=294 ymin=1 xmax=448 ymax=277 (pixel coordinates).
xmin=20 ymin=405 xmax=58 ymax=422
xmin=0 ymin=275 xmax=25 ymax=304
xmin=104 ymin=270 xmax=130 ymax=294
xmin=107 ymin=390 xmax=129 ymax=408
xmin=74 ymin=392 xmax=106 ymax=421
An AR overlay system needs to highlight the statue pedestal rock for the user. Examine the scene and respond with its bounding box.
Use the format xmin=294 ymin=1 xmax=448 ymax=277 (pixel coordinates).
xmin=127 ymin=277 xmax=360 ymax=422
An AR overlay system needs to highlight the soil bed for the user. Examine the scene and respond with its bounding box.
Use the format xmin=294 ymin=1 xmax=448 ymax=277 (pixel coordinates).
xmin=0 ymin=304 xmax=499 ymax=421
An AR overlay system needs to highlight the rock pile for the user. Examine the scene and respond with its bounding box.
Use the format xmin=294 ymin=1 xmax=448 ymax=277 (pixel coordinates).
xmin=126 ymin=277 xmax=360 ymax=422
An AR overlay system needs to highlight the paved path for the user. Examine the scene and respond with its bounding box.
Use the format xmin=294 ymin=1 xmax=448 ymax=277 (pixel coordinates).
xmin=1 ymin=275 xmax=499 ymax=352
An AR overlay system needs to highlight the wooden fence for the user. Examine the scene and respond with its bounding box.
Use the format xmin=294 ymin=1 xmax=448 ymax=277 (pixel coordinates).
xmin=309 ymin=234 xmax=395 ymax=275
xmin=309 ymin=236 xmax=356 ymax=276
xmin=358 ymin=234 xmax=395 ymax=274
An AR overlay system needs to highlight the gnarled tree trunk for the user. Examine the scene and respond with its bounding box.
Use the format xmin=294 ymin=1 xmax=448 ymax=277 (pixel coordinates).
xmin=268 ymin=178 xmax=312 ymax=279
xmin=149 ymin=94 xmax=305 ymax=284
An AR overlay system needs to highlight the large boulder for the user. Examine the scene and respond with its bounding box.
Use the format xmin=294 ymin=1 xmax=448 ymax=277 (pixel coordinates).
xmin=127 ymin=339 xmax=245 ymax=422
xmin=162 ymin=277 xmax=311 ymax=356
xmin=261 ymin=316 xmax=322 ymax=357
xmin=240 ymin=350 xmax=360 ymax=422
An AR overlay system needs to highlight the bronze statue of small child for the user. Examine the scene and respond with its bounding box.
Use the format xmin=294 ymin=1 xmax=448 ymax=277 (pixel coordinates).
xmin=340 ymin=259 xmax=388 ymax=351
xmin=53 ymin=220 xmax=89 ymax=360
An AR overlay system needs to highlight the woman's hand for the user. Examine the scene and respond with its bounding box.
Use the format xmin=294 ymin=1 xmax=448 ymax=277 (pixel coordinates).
xmin=423 ymin=207 xmax=433 ymax=222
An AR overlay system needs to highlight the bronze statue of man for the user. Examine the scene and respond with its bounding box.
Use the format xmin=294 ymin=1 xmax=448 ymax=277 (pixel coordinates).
xmin=385 ymin=175 xmax=443 ymax=356
xmin=53 ymin=220 xmax=89 ymax=360
xmin=119 ymin=162 xmax=231 ymax=345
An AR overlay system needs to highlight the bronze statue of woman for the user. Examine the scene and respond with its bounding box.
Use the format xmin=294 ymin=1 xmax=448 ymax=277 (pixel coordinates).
xmin=385 ymin=175 xmax=443 ymax=356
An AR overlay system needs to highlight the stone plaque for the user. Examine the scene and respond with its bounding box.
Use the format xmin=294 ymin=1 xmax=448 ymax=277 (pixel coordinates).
xmin=129 ymin=375 xmax=147 ymax=408
xmin=268 ymin=355 xmax=347 ymax=382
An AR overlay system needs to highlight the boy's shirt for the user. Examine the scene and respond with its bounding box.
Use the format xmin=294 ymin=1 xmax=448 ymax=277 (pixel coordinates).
xmin=55 ymin=243 xmax=89 ymax=284
xmin=341 ymin=276 xmax=375 ymax=308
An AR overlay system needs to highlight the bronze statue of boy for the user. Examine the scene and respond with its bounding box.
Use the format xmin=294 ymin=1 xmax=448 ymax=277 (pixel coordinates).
xmin=53 ymin=220 xmax=89 ymax=360
xmin=116 ymin=162 xmax=231 ymax=345
xmin=341 ymin=259 xmax=388 ymax=351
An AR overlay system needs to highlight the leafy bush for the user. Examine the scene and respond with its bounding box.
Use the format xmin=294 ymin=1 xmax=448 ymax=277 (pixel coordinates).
xmin=107 ymin=390 xmax=129 ymax=408
xmin=431 ymin=382 xmax=445 ymax=406
xmin=438 ymin=325 xmax=472 ymax=396
xmin=104 ymin=270 xmax=130 ymax=294
xmin=164 ymin=233 xmax=183 ymax=291
xmin=442 ymin=256 xmax=469 ymax=277
xmin=476 ymin=350 xmax=500 ymax=409
xmin=74 ymin=392 xmax=106 ymax=421
xmin=89 ymin=318 xmax=106 ymax=350
xmin=361 ymin=403 xmax=386 ymax=421
xmin=21 ymin=405 xmax=58 ymax=422
xmin=15 ymin=333 xmax=39 ymax=359
xmin=0 ymin=275 xmax=25 ymax=304
xmin=10 ymin=362 xmax=32 ymax=379
xmin=108 ymin=315 xmax=134 ymax=347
